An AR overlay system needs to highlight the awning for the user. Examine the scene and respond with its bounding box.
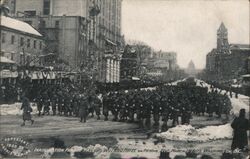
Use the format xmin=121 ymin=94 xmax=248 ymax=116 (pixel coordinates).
xmin=0 ymin=56 xmax=15 ymax=64
xmin=105 ymin=39 xmax=117 ymax=46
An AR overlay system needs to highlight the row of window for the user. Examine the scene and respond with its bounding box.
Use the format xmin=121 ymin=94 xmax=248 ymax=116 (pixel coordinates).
xmin=23 ymin=0 xmax=50 ymax=16
xmin=39 ymin=20 xmax=60 ymax=28
xmin=1 ymin=33 xmax=43 ymax=50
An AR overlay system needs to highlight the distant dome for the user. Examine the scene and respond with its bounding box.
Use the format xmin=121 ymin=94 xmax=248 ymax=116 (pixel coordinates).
xmin=186 ymin=60 xmax=196 ymax=77
xmin=188 ymin=60 xmax=195 ymax=70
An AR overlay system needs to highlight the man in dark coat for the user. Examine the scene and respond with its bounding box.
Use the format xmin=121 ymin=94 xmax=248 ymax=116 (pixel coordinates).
xmin=36 ymin=94 xmax=43 ymax=116
xmin=144 ymin=99 xmax=152 ymax=129
xmin=88 ymin=96 xmax=95 ymax=118
xmin=43 ymin=92 xmax=50 ymax=115
xmin=231 ymin=109 xmax=250 ymax=151
xmin=102 ymin=93 xmax=109 ymax=121
xmin=79 ymin=95 xmax=89 ymax=123
xmin=51 ymin=94 xmax=57 ymax=115
xmin=21 ymin=97 xmax=34 ymax=126
xmin=72 ymin=95 xmax=79 ymax=117
xmin=93 ymin=96 xmax=102 ymax=120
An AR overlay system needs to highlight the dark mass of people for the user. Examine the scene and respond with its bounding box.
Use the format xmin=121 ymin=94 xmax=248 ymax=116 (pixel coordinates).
xmin=101 ymin=84 xmax=232 ymax=131
xmin=9 ymin=79 xmax=230 ymax=132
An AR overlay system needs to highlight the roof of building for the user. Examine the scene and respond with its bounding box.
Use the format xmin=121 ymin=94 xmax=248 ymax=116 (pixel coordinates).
xmin=1 ymin=15 xmax=42 ymax=37
xmin=218 ymin=22 xmax=227 ymax=32
xmin=230 ymin=44 xmax=250 ymax=50
xmin=207 ymin=48 xmax=217 ymax=55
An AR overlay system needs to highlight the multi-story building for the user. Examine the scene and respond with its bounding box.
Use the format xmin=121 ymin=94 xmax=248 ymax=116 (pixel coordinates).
xmin=206 ymin=22 xmax=250 ymax=80
xmin=120 ymin=45 xmax=138 ymax=81
xmin=0 ymin=14 xmax=44 ymax=66
xmin=145 ymin=51 xmax=178 ymax=81
xmin=13 ymin=0 xmax=124 ymax=83
xmin=152 ymin=51 xmax=177 ymax=70
xmin=15 ymin=15 xmax=88 ymax=70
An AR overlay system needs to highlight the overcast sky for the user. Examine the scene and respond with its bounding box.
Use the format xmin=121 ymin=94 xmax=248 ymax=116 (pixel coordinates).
xmin=122 ymin=0 xmax=250 ymax=69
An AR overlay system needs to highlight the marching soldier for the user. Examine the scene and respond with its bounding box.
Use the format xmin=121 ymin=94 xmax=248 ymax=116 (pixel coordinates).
xmin=112 ymin=98 xmax=119 ymax=121
xmin=152 ymin=97 xmax=160 ymax=127
xmin=93 ymin=96 xmax=102 ymax=120
xmin=102 ymin=93 xmax=109 ymax=121
xmin=119 ymin=99 xmax=127 ymax=122
xmin=144 ymin=98 xmax=152 ymax=129
xmin=36 ymin=93 xmax=43 ymax=116
xmin=72 ymin=95 xmax=79 ymax=117
xmin=43 ymin=92 xmax=50 ymax=115
xmin=79 ymin=95 xmax=89 ymax=123
xmin=57 ymin=94 xmax=63 ymax=116
xmin=64 ymin=94 xmax=70 ymax=116
xmin=128 ymin=98 xmax=136 ymax=122
xmin=51 ymin=94 xmax=57 ymax=115
xmin=88 ymin=96 xmax=95 ymax=118
xmin=136 ymin=97 xmax=144 ymax=127
xmin=161 ymin=96 xmax=169 ymax=132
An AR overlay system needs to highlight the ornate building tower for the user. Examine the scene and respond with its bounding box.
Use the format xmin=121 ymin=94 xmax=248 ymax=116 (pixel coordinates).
xmin=217 ymin=22 xmax=229 ymax=53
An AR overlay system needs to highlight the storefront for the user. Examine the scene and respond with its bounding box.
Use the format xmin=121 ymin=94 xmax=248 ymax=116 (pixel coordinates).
xmin=0 ymin=56 xmax=18 ymax=84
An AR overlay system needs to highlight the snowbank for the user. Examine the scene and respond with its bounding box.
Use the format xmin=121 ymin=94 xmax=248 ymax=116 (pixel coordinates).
xmin=156 ymin=124 xmax=232 ymax=142
xmin=0 ymin=103 xmax=37 ymax=116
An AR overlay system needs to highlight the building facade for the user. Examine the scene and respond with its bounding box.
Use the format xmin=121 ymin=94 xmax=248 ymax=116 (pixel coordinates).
xmin=15 ymin=15 xmax=88 ymax=70
xmin=145 ymin=51 xmax=178 ymax=81
xmin=206 ymin=23 xmax=250 ymax=80
xmin=152 ymin=51 xmax=177 ymax=70
xmin=14 ymin=0 xmax=124 ymax=83
xmin=0 ymin=15 xmax=44 ymax=66
xmin=120 ymin=45 xmax=138 ymax=81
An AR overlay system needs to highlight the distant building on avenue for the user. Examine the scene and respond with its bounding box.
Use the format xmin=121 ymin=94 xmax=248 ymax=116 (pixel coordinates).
xmin=120 ymin=45 xmax=138 ymax=81
xmin=205 ymin=22 xmax=250 ymax=80
xmin=145 ymin=51 xmax=178 ymax=81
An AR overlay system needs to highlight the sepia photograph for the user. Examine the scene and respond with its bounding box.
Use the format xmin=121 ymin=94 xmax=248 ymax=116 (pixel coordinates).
xmin=0 ymin=0 xmax=249 ymax=158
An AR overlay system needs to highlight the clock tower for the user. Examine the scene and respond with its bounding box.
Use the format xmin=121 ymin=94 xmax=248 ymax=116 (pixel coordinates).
xmin=217 ymin=22 xmax=229 ymax=53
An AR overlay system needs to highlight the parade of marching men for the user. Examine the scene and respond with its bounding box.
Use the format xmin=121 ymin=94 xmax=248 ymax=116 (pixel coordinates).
xmin=1 ymin=0 xmax=250 ymax=158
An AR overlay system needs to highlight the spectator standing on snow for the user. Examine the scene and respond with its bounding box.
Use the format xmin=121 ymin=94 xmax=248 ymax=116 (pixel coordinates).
xmin=231 ymin=109 xmax=250 ymax=151
xmin=21 ymin=96 xmax=34 ymax=126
